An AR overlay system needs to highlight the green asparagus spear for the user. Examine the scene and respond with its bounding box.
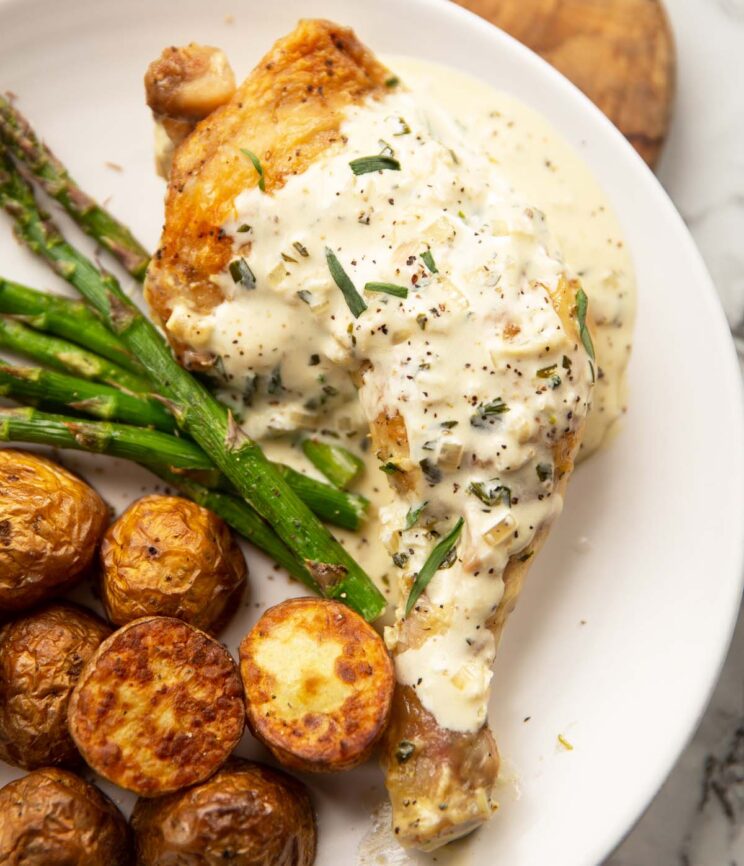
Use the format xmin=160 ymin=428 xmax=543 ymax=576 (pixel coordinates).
xmin=0 ymin=96 xmax=150 ymax=281
xmin=276 ymin=464 xmax=369 ymax=532
xmin=0 ymin=316 xmax=152 ymax=392
xmin=0 ymin=403 xmax=367 ymax=530
xmin=0 ymin=277 xmax=144 ymax=374
xmin=0 ymin=154 xmax=385 ymax=620
xmin=302 ymin=438 xmax=365 ymax=489
xmin=0 ymin=361 xmax=175 ymax=431
xmin=0 ymin=405 xmax=316 ymax=590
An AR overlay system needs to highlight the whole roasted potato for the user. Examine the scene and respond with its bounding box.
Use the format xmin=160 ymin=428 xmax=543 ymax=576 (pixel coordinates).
xmin=68 ymin=615 xmax=245 ymax=796
xmin=0 ymin=450 xmax=108 ymax=613
xmin=101 ymin=494 xmax=247 ymax=633
xmin=132 ymin=758 xmax=316 ymax=865
xmin=0 ymin=767 xmax=133 ymax=865
xmin=0 ymin=602 xmax=111 ymax=769
xmin=239 ymin=597 xmax=394 ymax=772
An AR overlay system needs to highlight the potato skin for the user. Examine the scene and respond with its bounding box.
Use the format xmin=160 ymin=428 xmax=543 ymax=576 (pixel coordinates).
xmin=0 ymin=603 xmax=111 ymax=769
xmin=101 ymin=494 xmax=247 ymax=633
xmin=0 ymin=767 xmax=132 ymax=865
xmin=0 ymin=450 xmax=108 ymax=614
xmin=132 ymin=758 xmax=316 ymax=865
xmin=239 ymin=598 xmax=394 ymax=772
xmin=68 ymin=616 xmax=245 ymax=796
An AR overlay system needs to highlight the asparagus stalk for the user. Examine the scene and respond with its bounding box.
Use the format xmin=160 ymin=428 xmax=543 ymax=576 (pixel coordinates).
xmin=0 ymin=405 xmax=223 ymax=482
xmin=0 ymin=403 xmax=366 ymax=530
xmin=0 ymin=361 xmax=175 ymax=431
xmin=0 ymin=96 xmax=150 ymax=281
xmin=0 ymin=316 xmax=153 ymax=393
xmin=0 ymin=277 xmax=144 ymax=374
xmin=0 ymin=154 xmax=385 ymax=620
xmin=276 ymin=464 xmax=369 ymax=532
xmin=302 ymin=438 xmax=365 ymax=489
xmin=141 ymin=470 xmax=319 ymax=593
xmin=0 ymin=405 xmax=316 ymax=590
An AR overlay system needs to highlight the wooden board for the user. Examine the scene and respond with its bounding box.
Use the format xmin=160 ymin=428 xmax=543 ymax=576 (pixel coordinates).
xmin=452 ymin=0 xmax=675 ymax=167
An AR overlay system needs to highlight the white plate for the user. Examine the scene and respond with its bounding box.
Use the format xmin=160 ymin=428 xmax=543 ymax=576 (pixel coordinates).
xmin=1 ymin=1 xmax=742 ymax=864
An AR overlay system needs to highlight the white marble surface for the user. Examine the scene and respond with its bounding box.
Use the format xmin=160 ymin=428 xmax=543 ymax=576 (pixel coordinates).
xmin=605 ymin=1 xmax=744 ymax=864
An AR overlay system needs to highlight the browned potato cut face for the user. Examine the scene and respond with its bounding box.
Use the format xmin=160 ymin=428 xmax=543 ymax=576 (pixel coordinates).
xmin=0 ymin=767 xmax=132 ymax=866
xmin=68 ymin=616 xmax=245 ymax=796
xmin=0 ymin=602 xmax=111 ymax=769
xmin=132 ymin=758 xmax=317 ymax=866
xmin=239 ymin=597 xmax=394 ymax=772
xmin=101 ymin=494 xmax=247 ymax=633
xmin=0 ymin=450 xmax=108 ymax=613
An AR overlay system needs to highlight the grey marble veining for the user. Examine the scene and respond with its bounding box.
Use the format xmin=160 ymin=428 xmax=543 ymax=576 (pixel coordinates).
xmin=605 ymin=1 xmax=744 ymax=864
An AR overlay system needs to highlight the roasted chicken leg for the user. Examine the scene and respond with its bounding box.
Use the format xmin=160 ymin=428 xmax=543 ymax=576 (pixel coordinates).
xmin=144 ymin=19 xmax=594 ymax=850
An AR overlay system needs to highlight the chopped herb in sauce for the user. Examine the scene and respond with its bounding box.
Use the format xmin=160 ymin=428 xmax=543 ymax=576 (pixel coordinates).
xmin=420 ymin=249 xmax=438 ymax=273
xmin=405 ymin=517 xmax=464 ymax=615
xmin=325 ymin=248 xmax=367 ymax=318
xmin=385 ymin=76 xmax=400 ymax=88
xmin=392 ymin=552 xmax=409 ymax=568
xmin=236 ymin=223 xmax=252 ymax=233
xmin=380 ymin=461 xmax=402 ymax=475
xmin=419 ymin=458 xmax=442 ymax=485
xmin=297 ymin=290 xmax=313 ymax=305
xmin=470 ymin=397 xmax=509 ymax=428
xmin=308 ymin=354 xmax=321 ymax=366
xmin=405 ymin=501 xmax=428 ymax=530
xmin=536 ymin=463 xmax=553 ymax=482
xmin=240 ymin=147 xmax=265 ymax=191
xmin=364 ymin=281 xmax=409 ymax=298
xmin=440 ymin=420 xmax=458 ymax=429
xmin=267 ymin=366 xmax=283 ymax=395
xmin=575 ymin=288 xmax=595 ymax=361
xmin=468 ymin=481 xmax=511 ymax=508
xmin=393 ymin=117 xmax=411 ymax=136
xmin=349 ymin=155 xmax=401 ymax=175
xmin=281 ymin=252 xmax=298 ymax=263
xmin=537 ymin=364 xmax=561 ymax=389
xmin=292 ymin=241 xmax=310 ymax=258
xmin=229 ymin=257 xmax=256 ymax=289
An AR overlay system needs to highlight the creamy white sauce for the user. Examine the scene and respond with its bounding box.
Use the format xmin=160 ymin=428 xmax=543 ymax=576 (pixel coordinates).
xmin=167 ymin=58 xmax=635 ymax=734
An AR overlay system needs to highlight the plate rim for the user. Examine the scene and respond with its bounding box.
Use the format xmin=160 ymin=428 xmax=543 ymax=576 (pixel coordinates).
xmin=0 ymin=1 xmax=742 ymax=863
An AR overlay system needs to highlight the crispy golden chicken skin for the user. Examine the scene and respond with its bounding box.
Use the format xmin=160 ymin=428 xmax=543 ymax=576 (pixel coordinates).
xmin=239 ymin=598 xmax=394 ymax=772
xmin=131 ymin=758 xmax=317 ymax=866
xmin=0 ymin=767 xmax=132 ymax=866
xmin=0 ymin=603 xmax=111 ymax=769
xmin=0 ymin=450 xmax=108 ymax=613
xmin=101 ymin=494 xmax=247 ymax=633
xmin=144 ymin=18 xmax=391 ymax=360
xmin=68 ymin=616 xmax=245 ymax=796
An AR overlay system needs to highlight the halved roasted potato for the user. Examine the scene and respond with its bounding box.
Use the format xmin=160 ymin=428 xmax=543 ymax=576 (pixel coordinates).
xmin=0 ymin=450 xmax=108 ymax=613
xmin=100 ymin=494 xmax=247 ymax=633
xmin=0 ymin=767 xmax=132 ymax=865
xmin=131 ymin=758 xmax=316 ymax=865
xmin=0 ymin=602 xmax=111 ymax=769
xmin=68 ymin=615 xmax=245 ymax=796
xmin=239 ymin=597 xmax=394 ymax=772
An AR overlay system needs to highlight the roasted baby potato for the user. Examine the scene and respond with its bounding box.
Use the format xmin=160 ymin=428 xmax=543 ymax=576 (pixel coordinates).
xmin=0 ymin=449 xmax=108 ymax=613
xmin=68 ymin=615 xmax=245 ymax=796
xmin=100 ymin=494 xmax=247 ymax=633
xmin=239 ymin=597 xmax=394 ymax=772
xmin=0 ymin=602 xmax=111 ymax=769
xmin=132 ymin=758 xmax=317 ymax=865
xmin=0 ymin=767 xmax=132 ymax=865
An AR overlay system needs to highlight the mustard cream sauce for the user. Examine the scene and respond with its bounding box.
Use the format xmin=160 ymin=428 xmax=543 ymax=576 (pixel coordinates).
xmin=166 ymin=58 xmax=635 ymax=734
